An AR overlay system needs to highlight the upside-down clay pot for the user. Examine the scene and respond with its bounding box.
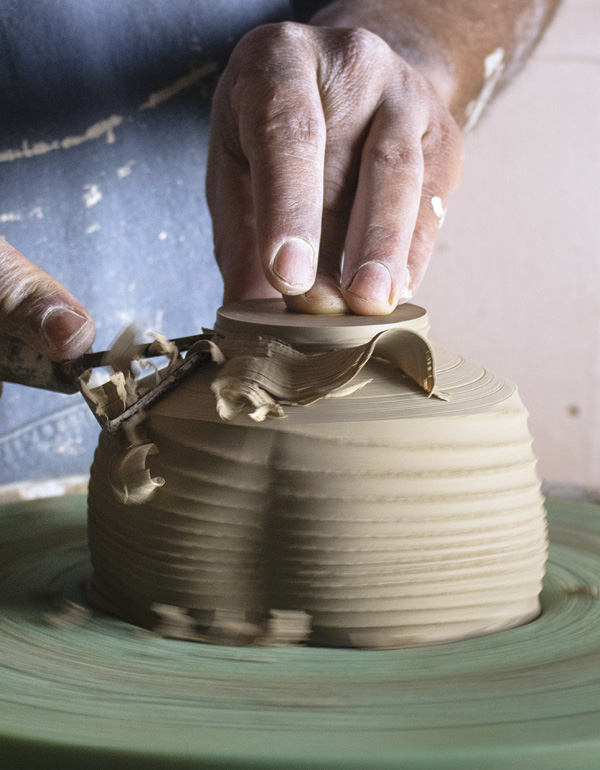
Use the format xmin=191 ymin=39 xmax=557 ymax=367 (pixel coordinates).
xmin=87 ymin=300 xmax=547 ymax=649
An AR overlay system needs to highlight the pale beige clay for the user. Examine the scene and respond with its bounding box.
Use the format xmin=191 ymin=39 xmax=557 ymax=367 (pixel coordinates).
xmin=87 ymin=300 xmax=547 ymax=649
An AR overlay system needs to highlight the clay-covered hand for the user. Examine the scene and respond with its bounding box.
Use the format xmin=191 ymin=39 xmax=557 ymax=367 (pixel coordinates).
xmin=0 ymin=238 xmax=96 ymax=368
xmin=207 ymin=22 xmax=463 ymax=315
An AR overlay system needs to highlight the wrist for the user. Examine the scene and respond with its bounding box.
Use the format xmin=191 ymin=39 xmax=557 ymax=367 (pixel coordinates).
xmin=307 ymin=1 xmax=458 ymax=113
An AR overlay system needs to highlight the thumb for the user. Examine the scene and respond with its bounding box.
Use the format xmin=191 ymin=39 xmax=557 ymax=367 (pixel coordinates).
xmin=0 ymin=238 xmax=95 ymax=361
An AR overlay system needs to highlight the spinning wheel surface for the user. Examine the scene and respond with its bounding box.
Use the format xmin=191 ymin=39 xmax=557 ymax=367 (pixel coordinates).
xmin=0 ymin=495 xmax=599 ymax=769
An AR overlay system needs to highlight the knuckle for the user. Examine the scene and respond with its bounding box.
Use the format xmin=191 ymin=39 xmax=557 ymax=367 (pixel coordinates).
xmin=365 ymin=141 xmax=422 ymax=171
xmin=228 ymin=23 xmax=323 ymax=152
xmin=231 ymin=21 xmax=307 ymax=70
xmin=340 ymin=27 xmax=388 ymax=66
xmin=0 ymin=274 xmax=55 ymax=321
xmin=228 ymin=23 xmax=311 ymax=112
xmin=253 ymin=106 xmax=322 ymax=149
xmin=270 ymin=20 xmax=308 ymax=46
xmin=317 ymin=28 xmax=392 ymax=106
xmin=0 ymin=244 xmax=56 ymax=320
xmin=324 ymin=28 xmax=390 ymax=89
xmin=422 ymin=101 xmax=460 ymax=145
xmin=423 ymin=116 xmax=464 ymax=189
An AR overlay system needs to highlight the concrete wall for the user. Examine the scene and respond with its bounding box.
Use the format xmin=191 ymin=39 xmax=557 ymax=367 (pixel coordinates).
xmin=418 ymin=0 xmax=600 ymax=485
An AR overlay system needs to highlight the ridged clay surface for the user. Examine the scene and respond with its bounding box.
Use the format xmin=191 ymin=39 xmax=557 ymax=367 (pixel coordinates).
xmin=88 ymin=301 xmax=547 ymax=648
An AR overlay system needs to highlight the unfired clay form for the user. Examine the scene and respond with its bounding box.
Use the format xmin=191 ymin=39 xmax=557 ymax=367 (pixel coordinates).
xmin=87 ymin=300 xmax=547 ymax=649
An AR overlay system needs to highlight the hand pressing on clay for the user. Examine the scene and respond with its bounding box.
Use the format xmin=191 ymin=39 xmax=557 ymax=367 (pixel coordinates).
xmin=206 ymin=22 xmax=463 ymax=315
xmin=0 ymin=238 xmax=96 ymax=381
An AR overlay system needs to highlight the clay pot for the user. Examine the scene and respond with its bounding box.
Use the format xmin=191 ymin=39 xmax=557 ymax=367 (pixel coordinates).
xmin=87 ymin=300 xmax=547 ymax=648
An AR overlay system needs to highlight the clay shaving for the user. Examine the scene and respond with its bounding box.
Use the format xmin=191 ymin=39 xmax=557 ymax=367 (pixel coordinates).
xmin=210 ymin=327 xmax=450 ymax=422
xmin=79 ymin=325 xmax=178 ymax=505
xmin=80 ymin=324 xmax=449 ymax=503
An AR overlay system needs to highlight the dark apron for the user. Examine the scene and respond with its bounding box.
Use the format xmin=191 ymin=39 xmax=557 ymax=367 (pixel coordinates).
xmin=0 ymin=0 xmax=291 ymax=483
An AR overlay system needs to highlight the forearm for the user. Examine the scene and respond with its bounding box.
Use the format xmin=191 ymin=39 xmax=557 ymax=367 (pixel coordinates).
xmin=293 ymin=0 xmax=562 ymax=129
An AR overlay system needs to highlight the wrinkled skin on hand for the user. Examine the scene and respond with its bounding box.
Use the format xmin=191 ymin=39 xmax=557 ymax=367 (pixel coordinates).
xmin=0 ymin=238 xmax=95 ymax=366
xmin=0 ymin=21 xmax=463 ymax=394
xmin=207 ymin=22 xmax=463 ymax=315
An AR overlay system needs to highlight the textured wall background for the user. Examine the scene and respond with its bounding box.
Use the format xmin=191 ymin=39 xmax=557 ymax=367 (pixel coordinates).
xmin=418 ymin=0 xmax=600 ymax=485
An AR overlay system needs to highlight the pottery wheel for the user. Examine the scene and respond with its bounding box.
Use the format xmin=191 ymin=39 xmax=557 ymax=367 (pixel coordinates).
xmin=1 ymin=495 xmax=599 ymax=769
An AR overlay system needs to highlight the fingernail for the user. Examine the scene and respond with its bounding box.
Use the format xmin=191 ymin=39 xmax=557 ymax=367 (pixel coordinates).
xmin=42 ymin=307 xmax=90 ymax=350
xmin=271 ymin=238 xmax=315 ymax=288
xmin=347 ymin=261 xmax=395 ymax=305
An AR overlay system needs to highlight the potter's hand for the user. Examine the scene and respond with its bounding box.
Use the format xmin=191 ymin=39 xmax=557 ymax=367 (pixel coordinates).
xmin=0 ymin=238 xmax=96 ymax=370
xmin=206 ymin=22 xmax=463 ymax=315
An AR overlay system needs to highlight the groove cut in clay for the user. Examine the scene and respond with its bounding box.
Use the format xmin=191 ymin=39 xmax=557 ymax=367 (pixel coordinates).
xmin=87 ymin=300 xmax=547 ymax=649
